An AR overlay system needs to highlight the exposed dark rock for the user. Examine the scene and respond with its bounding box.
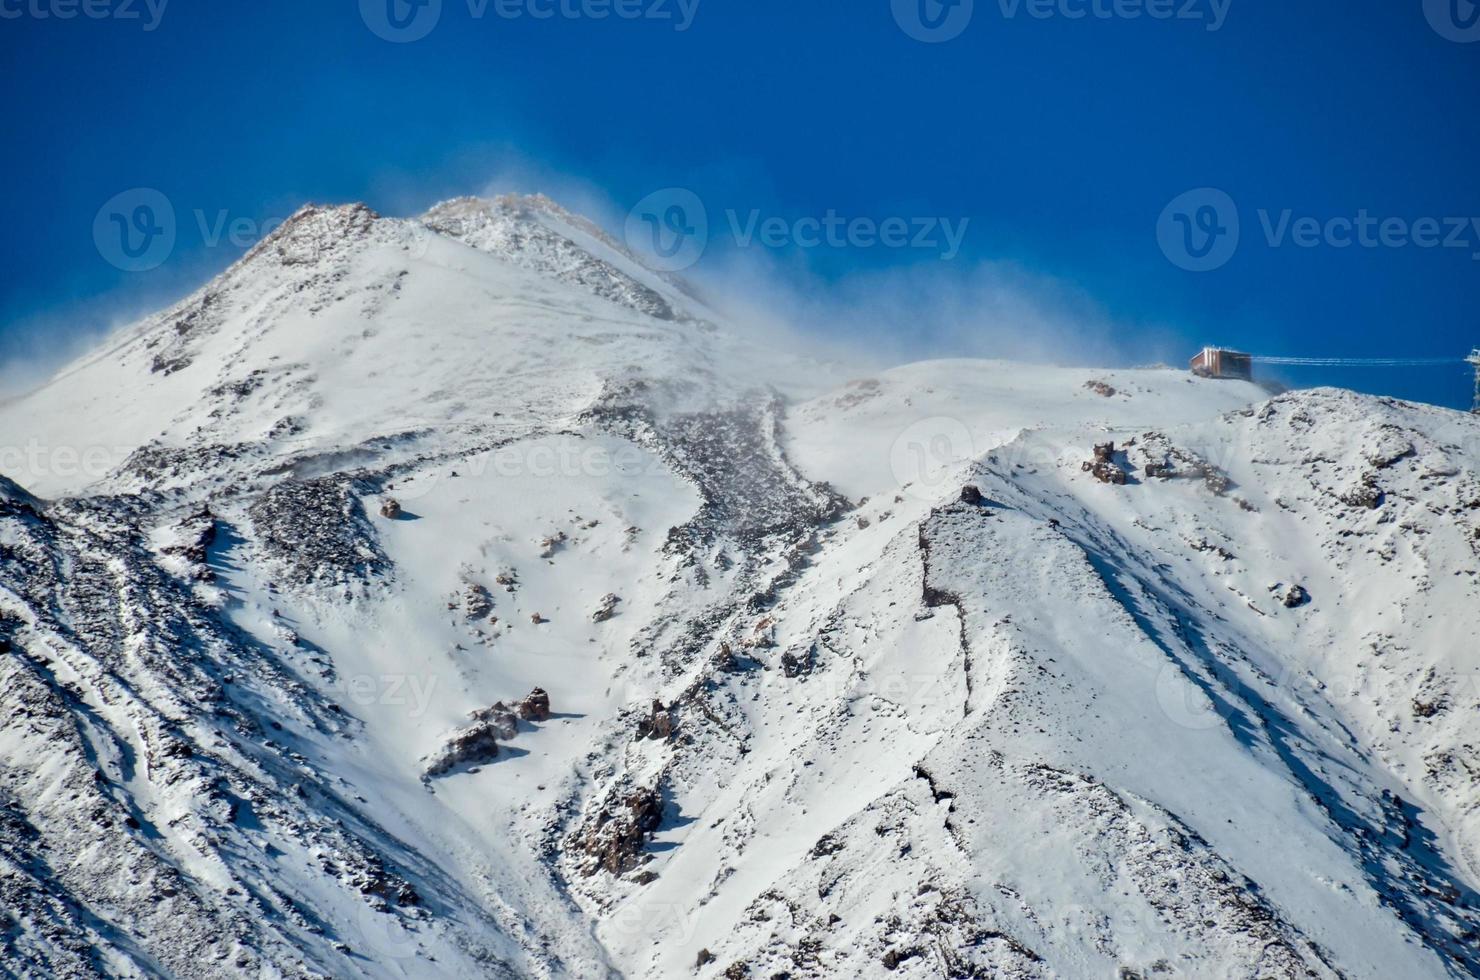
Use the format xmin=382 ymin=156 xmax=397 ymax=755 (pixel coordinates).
xmin=458 ymin=582 xmax=494 ymax=620
xmin=379 ymin=498 xmax=402 ymax=519
xmin=1082 ymin=443 xmax=1129 ymax=485
xmin=423 ymin=723 xmax=500 ymax=778
xmin=635 ymin=699 xmax=675 ymax=741
xmin=517 ymin=688 xmax=551 ymax=722
xmin=882 ymin=947 xmax=922 ymax=970
xmin=468 ymin=702 xmax=519 ymax=740
xmin=1281 ymin=584 xmax=1310 ymax=608
xmin=1340 ymin=474 xmax=1385 ymax=510
xmin=592 ymin=593 xmax=621 ymax=623
xmin=959 ymin=485 xmax=985 ymax=506
xmin=780 ymin=647 xmax=814 ymax=678
xmin=571 ymin=785 xmax=666 ymax=876
xmin=247 ymin=476 xmax=388 ymax=587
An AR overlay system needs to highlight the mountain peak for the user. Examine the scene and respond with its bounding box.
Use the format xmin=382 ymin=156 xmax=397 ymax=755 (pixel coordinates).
xmin=421 ymin=191 xmax=693 ymax=322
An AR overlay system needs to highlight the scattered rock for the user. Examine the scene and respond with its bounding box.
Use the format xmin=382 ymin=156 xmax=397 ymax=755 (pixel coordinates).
xmin=635 ymin=699 xmax=674 ymax=741
xmin=423 ymin=722 xmax=500 ymax=778
xmin=538 ymin=532 xmax=568 ymax=558
xmin=1082 ymin=443 xmax=1129 ymax=485
xmin=468 ymin=702 xmax=519 ymax=740
xmin=744 ymin=616 xmax=776 ymax=649
xmin=780 ymin=648 xmax=814 ymax=678
xmin=530 ymin=612 xmax=547 ymax=625
xmin=459 ymin=583 xmax=494 ymax=620
xmin=592 ymin=593 xmax=621 ymax=623
xmin=1084 ymin=379 xmax=1118 ymax=398
xmin=711 ymin=641 xmax=739 ymax=673
xmin=1280 ymin=584 xmax=1310 ymax=608
xmin=517 ymin=687 xmax=551 ymax=721
xmin=379 ymin=498 xmax=402 ymax=519
xmin=572 ymin=785 xmax=665 ymax=875
xmin=1340 ymin=474 xmax=1384 ymax=510
xmin=882 ymin=947 xmax=922 ymax=970
xmin=1413 ymin=697 xmax=1446 ymax=719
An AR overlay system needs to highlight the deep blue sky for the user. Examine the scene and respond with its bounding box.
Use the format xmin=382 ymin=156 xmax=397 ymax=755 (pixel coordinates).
xmin=2 ymin=0 xmax=1478 ymax=407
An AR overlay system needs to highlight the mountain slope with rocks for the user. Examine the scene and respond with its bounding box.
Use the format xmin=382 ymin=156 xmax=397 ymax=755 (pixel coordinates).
xmin=1 ymin=194 xmax=1478 ymax=979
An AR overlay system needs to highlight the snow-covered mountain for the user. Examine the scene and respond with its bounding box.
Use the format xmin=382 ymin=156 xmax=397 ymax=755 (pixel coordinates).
xmin=2 ymin=194 xmax=1478 ymax=979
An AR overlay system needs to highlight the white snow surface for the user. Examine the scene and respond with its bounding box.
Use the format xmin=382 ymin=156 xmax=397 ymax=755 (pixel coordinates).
xmin=1 ymin=194 xmax=1479 ymax=979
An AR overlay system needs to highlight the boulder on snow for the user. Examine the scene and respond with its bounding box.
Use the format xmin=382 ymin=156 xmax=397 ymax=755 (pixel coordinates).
xmin=592 ymin=593 xmax=621 ymax=623
xmin=1081 ymin=443 xmax=1128 ymax=484
xmin=635 ymin=699 xmax=674 ymax=741
xmin=517 ymin=687 xmax=551 ymax=721
xmin=468 ymin=701 xmax=519 ymax=740
xmin=458 ymin=582 xmax=494 ymax=620
xmin=960 ymin=485 xmax=985 ymax=506
xmin=423 ymin=723 xmax=500 ymax=778
xmin=379 ymin=498 xmax=402 ymax=519
xmin=1281 ymin=584 xmax=1311 ymax=608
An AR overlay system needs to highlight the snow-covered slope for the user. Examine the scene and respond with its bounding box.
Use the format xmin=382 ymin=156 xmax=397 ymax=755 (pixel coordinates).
xmin=1 ymin=195 xmax=1478 ymax=979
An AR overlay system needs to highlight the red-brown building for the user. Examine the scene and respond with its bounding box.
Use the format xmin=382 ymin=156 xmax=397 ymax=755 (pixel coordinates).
xmin=1190 ymin=347 xmax=1253 ymax=381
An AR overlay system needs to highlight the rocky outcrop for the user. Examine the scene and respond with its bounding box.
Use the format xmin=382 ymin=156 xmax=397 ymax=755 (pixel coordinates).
xmin=1083 ymin=442 xmax=1129 ymax=485
xmin=634 ymin=699 xmax=674 ymax=741
xmin=517 ymin=687 xmax=551 ymax=722
xmin=423 ymin=722 xmax=501 ymax=778
xmin=570 ymin=785 xmax=665 ymax=877
xmin=247 ymin=476 xmax=388 ymax=588
xmin=591 ymin=593 xmax=621 ymax=623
